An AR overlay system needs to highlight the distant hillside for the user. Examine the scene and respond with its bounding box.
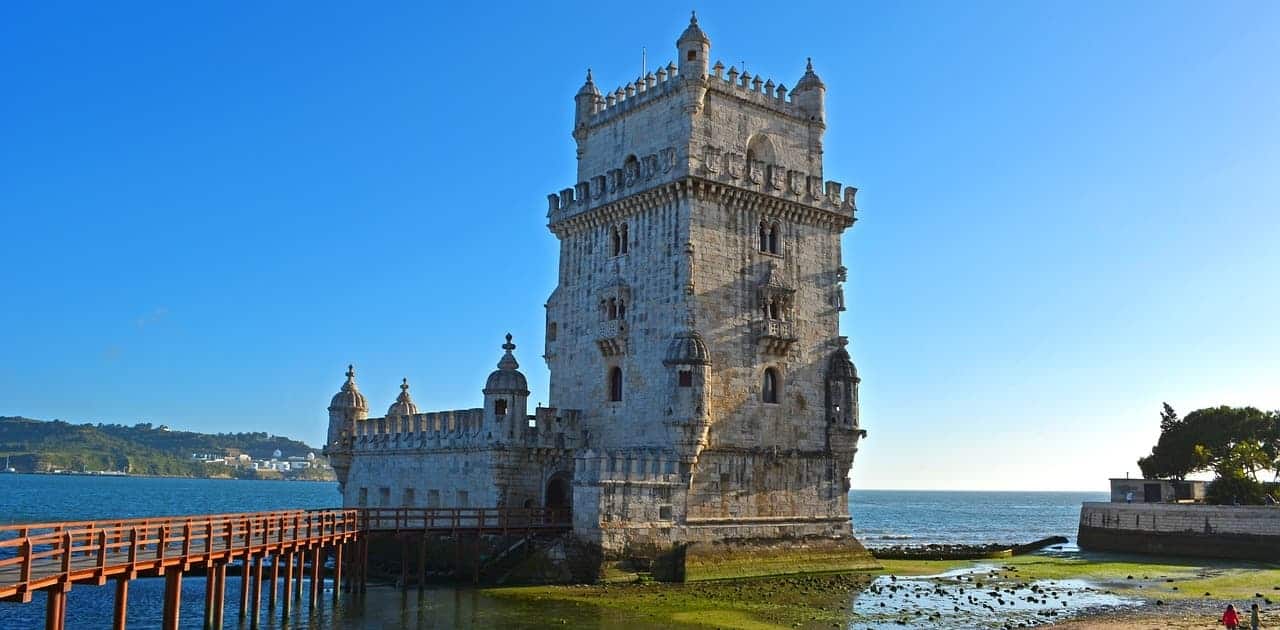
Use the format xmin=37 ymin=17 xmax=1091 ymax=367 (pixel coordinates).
xmin=0 ymin=416 xmax=331 ymax=479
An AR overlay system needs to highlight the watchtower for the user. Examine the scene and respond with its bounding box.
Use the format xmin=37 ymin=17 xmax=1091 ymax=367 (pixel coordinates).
xmin=544 ymin=13 xmax=864 ymax=554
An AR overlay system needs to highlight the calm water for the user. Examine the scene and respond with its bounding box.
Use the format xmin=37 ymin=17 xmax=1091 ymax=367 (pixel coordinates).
xmin=0 ymin=475 xmax=1104 ymax=628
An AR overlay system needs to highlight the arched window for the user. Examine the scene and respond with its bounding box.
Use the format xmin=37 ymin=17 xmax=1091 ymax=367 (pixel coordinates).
xmin=611 ymin=226 xmax=621 ymax=256
xmin=494 ymin=399 xmax=507 ymax=416
xmin=768 ymin=300 xmax=782 ymax=320
xmin=617 ymin=299 xmax=626 ymax=319
xmin=619 ymin=223 xmax=629 ymax=254
xmin=758 ymin=221 xmax=768 ymax=252
xmin=609 ymin=367 xmax=623 ymax=402
xmin=768 ymin=223 xmax=780 ymax=255
xmin=762 ymin=368 xmax=780 ymax=404
xmin=607 ymin=298 xmax=618 ymax=320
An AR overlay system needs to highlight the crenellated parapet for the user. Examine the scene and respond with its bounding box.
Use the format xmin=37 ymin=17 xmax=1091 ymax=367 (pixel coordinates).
xmin=547 ymin=150 xmax=857 ymax=229
xmin=584 ymin=62 xmax=682 ymax=128
xmin=350 ymin=409 xmax=486 ymax=451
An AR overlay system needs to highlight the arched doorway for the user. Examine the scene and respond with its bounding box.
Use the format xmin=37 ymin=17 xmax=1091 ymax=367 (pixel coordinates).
xmin=545 ymin=473 xmax=572 ymax=521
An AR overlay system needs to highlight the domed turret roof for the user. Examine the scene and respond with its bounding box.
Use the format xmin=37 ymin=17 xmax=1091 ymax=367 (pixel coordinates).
xmin=665 ymin=329 xmax=712 ymax=366
xmin=386 ymin=378 xmax=418 ymax=417
xmin=828 ymin=345 xmax=858 ymax=382
xmin=577 ymin=68 xmax=601 ymax=97
xmin=329 ymin=365 xmax=368 ymax=411
xmin=795 ymin=57 xmax=825 ymax=91
xmin=677 ymin=12 xmax=710 ymax=46
xmin=484 ymin=333 xmax=529 ymax=394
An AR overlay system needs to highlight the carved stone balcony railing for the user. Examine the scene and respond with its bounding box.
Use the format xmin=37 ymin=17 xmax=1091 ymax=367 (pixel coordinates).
xmin=756 ymin=319 xmax=797 ymax=356
xmin=595 ymin=319 xmax=627 ymax=357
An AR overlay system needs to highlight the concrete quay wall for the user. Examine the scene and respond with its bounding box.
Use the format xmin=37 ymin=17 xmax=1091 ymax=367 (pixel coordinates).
xmin=1078 ymin=502 xmax=1280 ymax=560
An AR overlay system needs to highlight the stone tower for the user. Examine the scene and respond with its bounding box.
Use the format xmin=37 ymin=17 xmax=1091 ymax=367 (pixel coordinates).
xmin=544 ymin=14 xmax=863 ymax=555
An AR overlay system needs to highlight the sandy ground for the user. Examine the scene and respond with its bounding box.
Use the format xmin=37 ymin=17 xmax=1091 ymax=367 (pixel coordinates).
xmin=1053 ymin=608 xmax=1253 ymax=629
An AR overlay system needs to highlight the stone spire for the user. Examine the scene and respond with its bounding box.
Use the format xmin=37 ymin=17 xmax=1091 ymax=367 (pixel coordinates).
xmin=485 ymin=333 xmax=529 ymax=394
xmin=677 ymin=11 xmax=710 ymax=45
xmin=386 ymin=377 xmax=418 ymax=417
xmin=329 ymin=364 xmax=368 ymax=411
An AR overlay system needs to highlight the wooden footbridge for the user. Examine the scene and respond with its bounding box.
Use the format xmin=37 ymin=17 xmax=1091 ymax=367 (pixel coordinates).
xmin=0 ymin=507 xmax=570 ymax=630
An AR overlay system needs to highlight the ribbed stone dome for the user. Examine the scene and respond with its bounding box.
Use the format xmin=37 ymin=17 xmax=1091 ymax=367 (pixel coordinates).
xmin=329 ymin=365 xmax=368 ymax=411
xmin=386 ymin=378 xmax=418 ymax=417
xmin=795 ymin=58 xmax=825 ymax=91
xmin=677 ymin=12 xmax=710 ymax=45
xmin=828 ymin=347 xmax=858 ymax=382
xmin=664 ymin=330 xmax=711 ymax=366
xmin=484 ymin=334 xmax=530 ymax=394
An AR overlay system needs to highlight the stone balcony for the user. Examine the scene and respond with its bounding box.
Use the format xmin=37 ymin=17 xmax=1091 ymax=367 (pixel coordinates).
xmin=756 ymin=319 xmax=797 ymax=356
xmin=596 ymin=319 xmax=627 ymax=357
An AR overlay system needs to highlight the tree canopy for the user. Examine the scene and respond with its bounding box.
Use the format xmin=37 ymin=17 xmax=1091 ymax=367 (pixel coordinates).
xmin=1137 ymin=404 xmax=1280 ymax=483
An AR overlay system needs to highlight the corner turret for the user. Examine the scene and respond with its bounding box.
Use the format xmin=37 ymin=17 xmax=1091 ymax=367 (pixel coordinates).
xmin=792 ymin=57 xmax=826 ymax=124
xmin=484 ymin=333 xmax=531 ymax=438
xmin=677 ymin=12 xmax=710 ymax=79
xmin=325 ymin=364 xmax=369 ymax=491
xmin=575 ymin=69 xmax=601 ymax=129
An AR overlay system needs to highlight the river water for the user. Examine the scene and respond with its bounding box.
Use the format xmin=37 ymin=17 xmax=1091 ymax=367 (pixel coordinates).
xmin=0 ymin=475 xmax=1108 ymax=628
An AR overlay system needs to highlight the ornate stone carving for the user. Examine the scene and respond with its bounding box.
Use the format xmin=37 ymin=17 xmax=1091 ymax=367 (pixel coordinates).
xmin=726 ymin=151 xmax=744 ymax=179
xmin=787 ymin=170 xmax=804 ymax=195
xmin=747 ymin=159 xmax=764 ymax=184
xmin=660 ymin=147 xmax=676 ymax=173
xmin=768 ymin=164 xmax=786 ymax=191
xmin=702 ymin=145 xmax=721 ymax=174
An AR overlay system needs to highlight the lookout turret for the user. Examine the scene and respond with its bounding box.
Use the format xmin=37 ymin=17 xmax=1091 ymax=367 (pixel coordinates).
xmin=325 ymin=365 xmax=368 ymax=491
xmin=484 ymin=334 xmax=530 ymax=437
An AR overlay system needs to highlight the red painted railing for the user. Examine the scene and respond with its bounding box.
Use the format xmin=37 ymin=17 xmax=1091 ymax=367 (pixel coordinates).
xmin=0 ymin=509 xmax=360 ymax=602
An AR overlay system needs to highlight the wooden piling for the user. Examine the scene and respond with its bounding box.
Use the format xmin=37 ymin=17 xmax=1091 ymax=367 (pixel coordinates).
xmin=161 ymin=570 xmax=182 ymax=630
xmin=45 ymin=585 xmax=67 ymax=630
xmin=212 ymin=562 xmax=227 ymax=630
xmin=281 ymin=551 xmax=294 ymax=619
xmin=238 ymin=558 xmax=250 ymax=618
xmin=417 ymin=535 xmax=426 ymax=591
xmin=332 ymin=543 xmax=344 ymax=600
xmin=114 ymin=578 xmax=129 ymax=630
xmin=250 ymin=553 xmax=264 ymax=627
xmin=294 ymin=550 xmax=304 ymax=597
xmin=309 ymin=547 xmax=322 ymax=607
xmin=268 ymin=553 xmax=280 ymax=610
xmin=400 ymin=538 xmax=408 ymax=589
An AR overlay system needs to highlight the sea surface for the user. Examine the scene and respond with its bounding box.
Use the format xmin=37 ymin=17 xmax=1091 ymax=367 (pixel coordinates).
xmin=0 ymin=475 xmax=1106 ymax=628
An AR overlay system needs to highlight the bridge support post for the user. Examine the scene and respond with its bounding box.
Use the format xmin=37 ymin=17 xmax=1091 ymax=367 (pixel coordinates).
xmin=360 ymin=537 xmax=368 ymax=594
xmin=211 ymin=562 xmax=227 ymax=629
xmin=203 ymin=567 xmax=215 ymax=628
xmin=332 ymin=543 xmax=343 ymax=600
xmin=418 ymin=535 xmax=426 ymax=592
xmin=399 ymin=539 xmax=408 ymax=589
xmin=281 ymin=551 xmax=294 ymax=620
xmin=250 ymin=554 xmax=264 ymax=628
xmin=268 ymin=553 xmax=280 ymax=610
xmin=309 ymin=547 xmax=322 ymax=607
xmin=45 ymin=585 xmax=68 ymax=630
xmin=238 ymin=558 xmax=250 ymax=619
xmin=161 ymin=570 xmax=182 ymax=630
xmin=114 ymin=577 xmax=129 ymax=630
xmin=294 ymin=551 xmax=304 ymax=598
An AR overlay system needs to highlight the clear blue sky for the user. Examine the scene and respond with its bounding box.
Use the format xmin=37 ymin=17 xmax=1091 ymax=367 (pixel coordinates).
xmin=1 ymin=2 xmax=1276 ymax=491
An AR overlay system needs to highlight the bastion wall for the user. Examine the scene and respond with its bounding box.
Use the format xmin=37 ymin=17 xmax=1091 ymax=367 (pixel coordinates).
xmin=1078 ymin=502 xmax=1280 ymax=560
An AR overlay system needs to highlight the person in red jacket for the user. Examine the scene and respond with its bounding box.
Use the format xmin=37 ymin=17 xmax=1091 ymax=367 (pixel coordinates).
xmin=1223 ymin=604 xmax=1241 ymax=629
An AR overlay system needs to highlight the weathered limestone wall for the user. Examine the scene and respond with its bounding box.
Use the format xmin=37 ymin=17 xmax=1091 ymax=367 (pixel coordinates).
xmin=345 ymin=450 xmax=499 ymax=509
xmin=1078 ymin=502 xmax=1280 ymax=560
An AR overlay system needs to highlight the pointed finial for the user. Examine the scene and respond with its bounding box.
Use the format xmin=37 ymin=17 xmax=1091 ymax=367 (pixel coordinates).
xmin=586 ymin=68 xmax=594 ymax=83
xmin=807 ymin=57 xmax=813 ymax=72
xmin=690 ymin=10 xmax=698 ymax=25
xmin=346 ymin=364 xmax=355 ymax=379
xmin=400 ymin=377 xmax=409 ymax=392
xmin=503 ymin=333 xmax=515 ymax=352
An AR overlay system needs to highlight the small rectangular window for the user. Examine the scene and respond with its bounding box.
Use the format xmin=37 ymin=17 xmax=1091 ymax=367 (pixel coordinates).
xmin=678 ymin=371 xmax=693 ymax=387
xmin=457 ymin=490 xmax=470 ymax=508
xmin=357 ymin=487 xmax=368 ymax=507
xmin=427 ymin=489 xmax=440 ymax=508
xmin=378 ymin=487 xmax=390 ymax=506
xmin=403 ymin=488 xmax=415 ymax=507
